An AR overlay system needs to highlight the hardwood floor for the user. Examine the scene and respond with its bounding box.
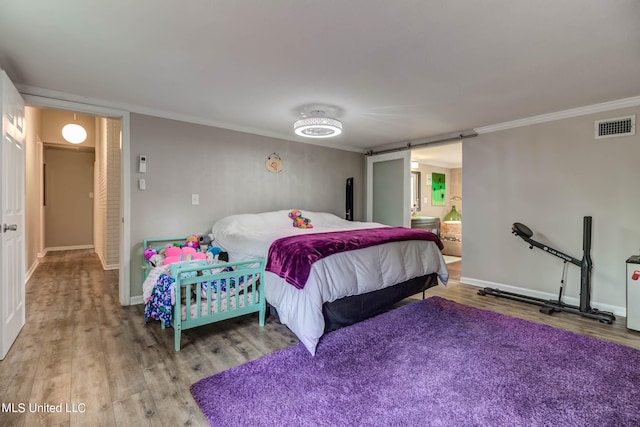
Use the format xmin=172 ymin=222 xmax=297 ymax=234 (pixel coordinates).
xmin=424 ymin=261 xmax=640 ymax=350
xmin=1 ymin=252 xmax=638 ymax=426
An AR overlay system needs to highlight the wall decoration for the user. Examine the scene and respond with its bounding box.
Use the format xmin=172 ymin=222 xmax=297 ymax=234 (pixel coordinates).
xmin=265 ymin=153 xmax=283 ymax=173
xmin=431 ymin=173 xmax=445 ymax=206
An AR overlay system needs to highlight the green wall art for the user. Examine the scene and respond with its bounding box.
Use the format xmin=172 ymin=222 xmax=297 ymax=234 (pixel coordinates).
xmin=431 ymin=173 xmax=446 ymax=206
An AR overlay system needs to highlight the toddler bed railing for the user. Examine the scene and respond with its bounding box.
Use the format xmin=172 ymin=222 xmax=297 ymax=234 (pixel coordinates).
xmin=142 ymin=237 xmax=266 ymax=351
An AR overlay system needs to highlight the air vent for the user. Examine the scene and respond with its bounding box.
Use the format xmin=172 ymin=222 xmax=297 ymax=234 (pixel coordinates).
xmin=595 ymin=115 xmax=635 ymax=139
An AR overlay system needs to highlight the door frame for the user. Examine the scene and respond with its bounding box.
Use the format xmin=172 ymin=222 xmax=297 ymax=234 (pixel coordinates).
xmin=365 ymin=150 xmax=411 ymax=227
xmin=22 ymin=94 xmax=131 ymax=306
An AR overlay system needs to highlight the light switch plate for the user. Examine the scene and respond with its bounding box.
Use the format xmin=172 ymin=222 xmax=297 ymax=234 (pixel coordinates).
xmin=191 ymin=194 xmax=199 ymax=205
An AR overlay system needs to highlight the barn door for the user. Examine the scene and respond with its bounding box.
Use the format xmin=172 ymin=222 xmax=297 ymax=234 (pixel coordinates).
xmin=366 ymin=151 xmax=411 ymax=227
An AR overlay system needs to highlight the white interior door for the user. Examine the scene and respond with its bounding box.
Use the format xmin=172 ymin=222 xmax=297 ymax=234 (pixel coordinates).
xmin=366 ymin=151 xmax=411 ymax=227
xmin=1 ymin=70 xmax=26 ymax=360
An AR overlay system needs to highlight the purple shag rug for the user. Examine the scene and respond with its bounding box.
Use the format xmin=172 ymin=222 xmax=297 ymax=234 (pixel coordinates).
xmin=191 ymin=297 xmax=640 ymax=426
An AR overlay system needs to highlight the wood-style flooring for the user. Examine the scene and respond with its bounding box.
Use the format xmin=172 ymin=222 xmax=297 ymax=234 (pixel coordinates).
xmin=1 ymin=251 xmax=638 ymax=426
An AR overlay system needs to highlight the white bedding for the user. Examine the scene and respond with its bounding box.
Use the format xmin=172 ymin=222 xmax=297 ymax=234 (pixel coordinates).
xmin=212 ymin=210 xmax=449 ymax=355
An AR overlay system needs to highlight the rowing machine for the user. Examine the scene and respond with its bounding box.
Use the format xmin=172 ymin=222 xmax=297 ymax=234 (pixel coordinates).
xmin=478 ymin=216 xmax=615 ymax=324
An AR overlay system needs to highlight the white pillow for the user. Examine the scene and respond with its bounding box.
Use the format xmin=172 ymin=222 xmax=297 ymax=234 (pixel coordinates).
xmin=211 ymin=209 xmax=385 ymax=261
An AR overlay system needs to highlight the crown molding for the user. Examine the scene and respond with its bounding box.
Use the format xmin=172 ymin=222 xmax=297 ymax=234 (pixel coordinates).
xmin=17 ymin=84 xmax=366 ymax=154
xmin=474 ymin=96 xmax=640 ymax=135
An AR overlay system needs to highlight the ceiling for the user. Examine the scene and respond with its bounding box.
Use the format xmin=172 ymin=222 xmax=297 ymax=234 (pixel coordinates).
xmin=1 ymin=1 xmax=639 ymax=154
xmin=412 ymin=143 xmax=462 ymax=169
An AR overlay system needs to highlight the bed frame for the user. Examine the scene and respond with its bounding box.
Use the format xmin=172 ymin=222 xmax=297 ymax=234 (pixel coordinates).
xmin=322 ymin=273 xmax=440 ymax=331
xmin=142 ymin=237 xmax=267 ymax=351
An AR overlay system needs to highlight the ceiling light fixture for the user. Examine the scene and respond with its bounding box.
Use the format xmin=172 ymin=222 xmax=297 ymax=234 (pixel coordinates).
xmin=294 ymin=110 xmax=342 ymax=138
xmin=62 ymin=114 xmax=87 ymax=144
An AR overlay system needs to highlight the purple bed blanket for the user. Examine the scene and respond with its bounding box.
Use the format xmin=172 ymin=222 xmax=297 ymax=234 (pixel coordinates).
xmin=265 ymin=227 xmax=443 ymax=289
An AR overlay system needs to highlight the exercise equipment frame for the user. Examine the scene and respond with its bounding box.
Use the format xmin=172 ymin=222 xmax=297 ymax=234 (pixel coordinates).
xmin=478 ymin=216 xmax=615 ymax=324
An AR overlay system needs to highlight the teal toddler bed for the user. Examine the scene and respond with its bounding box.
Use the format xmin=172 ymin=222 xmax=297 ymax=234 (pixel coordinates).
xmin=142 ymin=237 xmax=266 ymax=351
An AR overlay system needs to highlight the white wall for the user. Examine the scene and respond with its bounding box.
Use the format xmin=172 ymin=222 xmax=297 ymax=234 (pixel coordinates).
xmin=104 ymin=119 xmax=121 ymax=267
xmin=94 ymin=117 xmax=121 ymax=269
xmin=129 ymin=113 xmax=366 ymax=297
xmin=463 ymin=106 xmax=640 ymax=314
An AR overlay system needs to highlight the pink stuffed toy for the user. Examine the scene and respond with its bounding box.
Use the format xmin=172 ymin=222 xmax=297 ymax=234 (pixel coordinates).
xmin=164 ymin=246 xmax=206 ymax=265
xmin=289 ymin=210 xmax=313 ymax=229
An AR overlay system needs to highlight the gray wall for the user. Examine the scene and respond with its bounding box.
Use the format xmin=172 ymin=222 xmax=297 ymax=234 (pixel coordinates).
xmin=462 ymin=106 xmax=640 ymax=313
xmin=129 ymin=113 xmax=365 ymax=297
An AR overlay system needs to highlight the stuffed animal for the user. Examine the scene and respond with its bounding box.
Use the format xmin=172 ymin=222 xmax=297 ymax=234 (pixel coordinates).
xmin=144 ymin=247 xmax=156 ymax=262
xmin=289 ymin=209 xmax=313 ymax=229
xmin=207 ymin=245 xmax=223 ymax=258
xmin=158 ymin=243 xmax=177 ymax=256
xmin=144 ymin=247 xmax=165 ymax=267
xmin=204 ymin=246 xmax=227 ymax=265
xmin=185 ymin=234 xmax=199 ymax=249
xmin=164 ymin=246 xmax=206 ymax=265
xmin=199 ymin=234 xmax=212 ymax=252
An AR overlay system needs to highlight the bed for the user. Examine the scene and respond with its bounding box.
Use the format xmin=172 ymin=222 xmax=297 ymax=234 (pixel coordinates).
xmin=211 ymin=210 xmax=449 ymax=355
xmin=142 ymin=237 xmax=266 ymax=351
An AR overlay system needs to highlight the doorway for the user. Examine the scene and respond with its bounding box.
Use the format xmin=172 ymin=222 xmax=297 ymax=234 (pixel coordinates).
xmin=23 ymin=95 xmax=131 ymax=305
xmin=31 ymin=109 xmax=121 ymax=272
xmin=43 ymin=144 xmax=95 ymax=251
xmin=411 ymin=142 xmax=462 ymax=262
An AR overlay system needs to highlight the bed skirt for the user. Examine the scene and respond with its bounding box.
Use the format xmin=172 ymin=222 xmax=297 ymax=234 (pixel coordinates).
xmin=322 ymin=273 xmax=439 ymax=332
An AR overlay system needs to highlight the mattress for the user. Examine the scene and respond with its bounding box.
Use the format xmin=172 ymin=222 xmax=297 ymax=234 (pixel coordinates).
xmin=212 ymin=210 xmax=448 ymax=354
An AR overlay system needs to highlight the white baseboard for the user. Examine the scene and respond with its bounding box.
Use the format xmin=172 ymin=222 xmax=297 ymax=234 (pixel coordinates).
xmin=95 ymin=250 xmax=106 ymax=269
xmin=130 ymin=295 xmax=144 ymax=305
xmin=44 ymin=244 xmax=94 ymax=252
xmin=25 ymin=259 xmax=39 ymax=284
xmin=461 ymin=276 xmax=626 ymax=317
xmin=95 ymin=250 xmax=119 ymax=271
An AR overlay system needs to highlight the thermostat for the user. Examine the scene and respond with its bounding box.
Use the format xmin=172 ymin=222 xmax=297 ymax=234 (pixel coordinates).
xmin=138 ymin=155 xmax=147 ymax=173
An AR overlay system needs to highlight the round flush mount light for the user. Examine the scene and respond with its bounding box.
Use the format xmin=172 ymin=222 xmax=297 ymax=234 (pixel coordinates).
xmin=294 ymin=110 xmax=342 ymax=138
xmin=62 ymin=123 xmax=87 ymax=144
